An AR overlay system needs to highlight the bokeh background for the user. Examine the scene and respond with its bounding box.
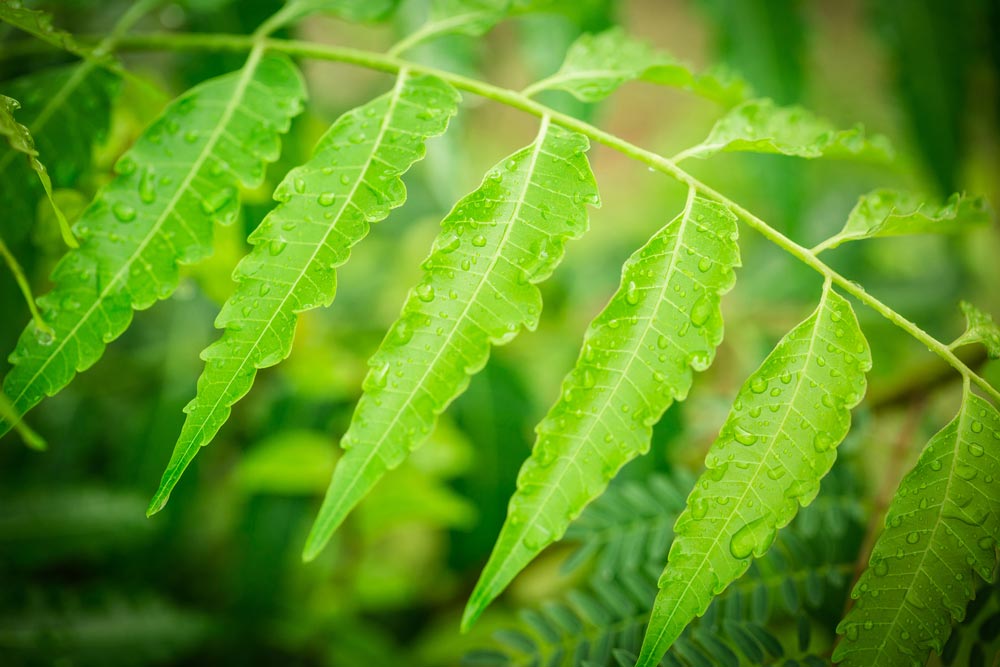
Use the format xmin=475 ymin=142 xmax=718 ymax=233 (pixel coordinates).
xmin=1 ymin=0 xmax=999 ymax=665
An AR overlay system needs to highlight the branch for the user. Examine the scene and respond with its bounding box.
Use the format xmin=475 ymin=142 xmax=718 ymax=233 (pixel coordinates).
xmin=97 ymin=31 xmax=1000 ymax=406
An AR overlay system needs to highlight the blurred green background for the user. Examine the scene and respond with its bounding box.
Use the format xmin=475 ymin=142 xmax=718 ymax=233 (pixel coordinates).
xmin=0 ymin=0 xmax=998 ymax=665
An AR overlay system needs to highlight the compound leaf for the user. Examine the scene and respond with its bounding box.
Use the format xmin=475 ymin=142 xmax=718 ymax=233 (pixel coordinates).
xmin=833 ymin=389 xmax=1000 ymax=667
xmin=953 ymin=301 xmax=1000 ymax=360
xmin=0 ymin=65 xmax=118 ymax=243
xmin=303 ymin=118 xmax=600 ymax=560
xmin=0 ymin=54 xmax=306 ymax=438
xmin=147 ymin=71 xmax=459 ymax=514
xmin=676 ymin=99 xmax=893 ymax=162
xmin=815 ymin=189 xmax=992 ymax=253
xmin=464 ymin=191 xmax=741 ymax=629
xmin=636 ymin=283 xmax=872 ymax=667
xmin=524 ymin=27 xmax=750 ymax=106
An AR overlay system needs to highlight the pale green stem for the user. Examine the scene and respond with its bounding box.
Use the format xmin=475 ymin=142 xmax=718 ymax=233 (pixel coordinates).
xmin=90 ymin=32 xmax=1000 ymax=406
xmin=0 ymin=389 xmax=45 ymax=450
xmin=0 ymin=236 xmax=52 ymax=338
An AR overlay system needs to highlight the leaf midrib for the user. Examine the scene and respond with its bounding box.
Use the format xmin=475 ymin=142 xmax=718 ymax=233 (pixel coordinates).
xmin=648 ymin=285 xmax=834 ymax=651
xmin=329 ymin=115 xmax=553 ymax=512
xmin=867 ymin=404 xmax=970 ymax=664
xmin=489 ymin=188 xmax=700 ymax=584
xmin=175 ymin=70 xmax=411 ymax=456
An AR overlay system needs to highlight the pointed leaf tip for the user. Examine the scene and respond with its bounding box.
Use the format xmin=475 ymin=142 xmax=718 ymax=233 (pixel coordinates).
xmin=468 ymin=193 xmax=740 ymax=624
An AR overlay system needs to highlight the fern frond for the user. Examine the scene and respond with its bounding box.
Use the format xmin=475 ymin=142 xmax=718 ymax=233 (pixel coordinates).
xmin=522 ymin=27 xmax=750 ymax=106
xmin=813 ymin=190 xmax=992 ymax=253
xmin=0 ymin=591 xmax=206 ymax=663
xmin=469 ymin=465 xmax=865 ymax=667
xmin=952 ymin=302 xmax=1000 ymax=359
xmin=465 ymin=192 xmax=740 ymax=628
xmin=0 ymin=94 xmax=73 ymax=246
xmin=468 ymin=568 xmax=835 ymax=667
xmin=0 ymin=54 xmax=306 ymax=438
xmin=147 ymin=71 xmax=460 ymax=514
xmin=302 ymin=117 xmax=600 ymax=560
xmin=636 ymin=282 xmax=872 ymax=667
xmin=0 ymin=65 xmax=117 ymax=244
xmin=833 ymin=388 xmax=1000 ymax=667
xmin=674 ymin=99 xmax=893 ymax=162
xmin=563 ymin=471 xmax=696 ymax=577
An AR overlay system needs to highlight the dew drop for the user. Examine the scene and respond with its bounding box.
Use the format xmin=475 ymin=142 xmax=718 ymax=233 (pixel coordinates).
xmin=733 ymin=426 xmax=757 ymax=446
xmin=729 ymin=516 xmax=775 ymax=559
xmin=416 ymin=283 xmax=435 ymax=303
xmin=112 ymin=202 xmax=137 ymax=222
xmin=268 ymin=238 xmax=287 ymax=256
xmin=318 ymin=192 xmax=336 ymax=206
xmin=624 ymin=280 xmax=640 ymax=306
xmin=689 ymin=293 xmax=713 ymax=327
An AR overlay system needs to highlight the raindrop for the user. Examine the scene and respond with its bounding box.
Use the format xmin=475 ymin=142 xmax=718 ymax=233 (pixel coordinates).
xmin=112 ymin=202 xmax=136 ymax=223
xmin=624 ymin=281 xmax=640 ymax=306
xmin=416 ymin=283 xmax=435 ymax=303
xmin=268 ymin=238 xmax=287 ymax=256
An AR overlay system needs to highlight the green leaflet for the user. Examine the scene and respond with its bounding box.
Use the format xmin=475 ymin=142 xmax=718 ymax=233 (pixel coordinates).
xmin=147 ymin=72 xmax=460 ymax=514
xmin=302 ymin=118 xmax=600 ymax=560
xmin=675 ymin=99 xmax=893 ymax=162
xmin=390 ymin=0 xmax=509 ymax=55
xmin=952 ymin=302 xmax=1000 ymax=360
xmin=0 ymin=65 xmax=118 ymax=243
xmin=523 ymin=27 xmax=750 ymax=106
xmin=833 ymin=389 xmax=1000 ymax=667
xmin=635 ymin=283 xmax=872 ymax=667
xmin=0 ymin=54 xmax=305 ymax=438
xmin=814 ymin=189 xmax=992 ymax=253
xmin=0 ymin=94 xmax=73 ymax=246
xmin=463 ymin=192 xmax=741 ymax=629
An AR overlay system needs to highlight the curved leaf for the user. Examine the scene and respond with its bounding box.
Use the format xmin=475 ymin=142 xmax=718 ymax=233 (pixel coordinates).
xmin=0 ymin=64 xmax=118 ymax=243
xmin=834 ymin=389 xmax=1000 ymax=667
xmin=303 ymin=118 xmax=600 ymax=560
xmin=464 ymin=191 xmax=741 ymax=629
xmin=953 ymin=301 xmax=1000 ymax=360
xmin=524 ymin=27 xmax=750 ymax=106
xmin=0 ymin=54 xmax=306 ymax=437
xmin=635 ymin=283 xmax=872 ymax=667
xmin=147 ymin=71 xmax=460 ymax=514
xmin=0 ymin=94 xmax=72 ymax=246
xmin=815 ymin=189 xmax=992 ymax=253
xmin=675 ymin=99 xmax=893 ymax=162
